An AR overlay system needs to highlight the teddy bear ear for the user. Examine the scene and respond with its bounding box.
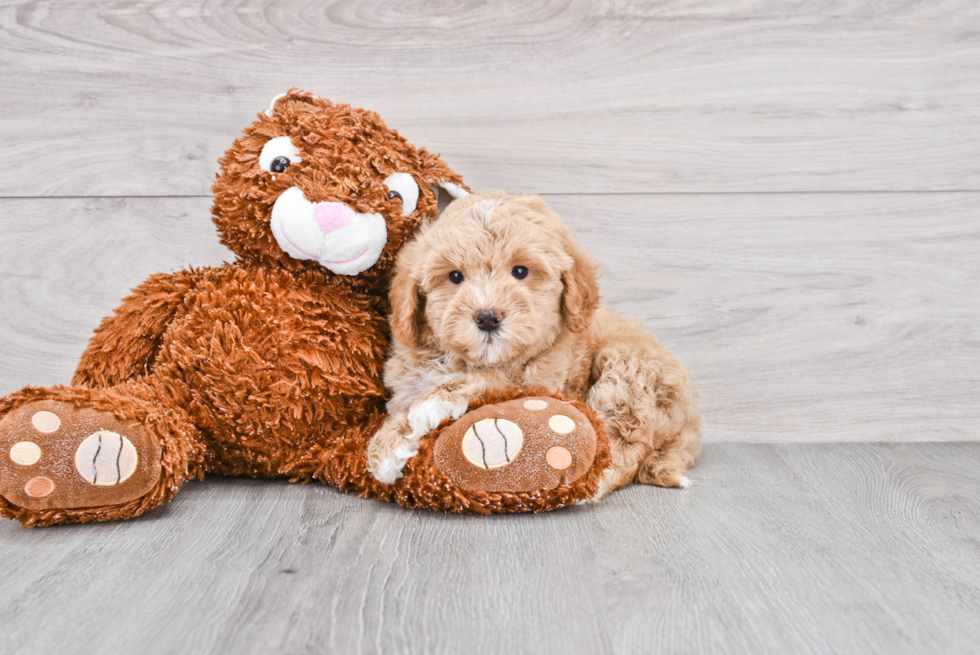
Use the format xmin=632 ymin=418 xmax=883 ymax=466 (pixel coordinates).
xmin=264 ymin=89 xmax=319 ymax=117
xmin=428 ymin=180 xmax=469 ymax=214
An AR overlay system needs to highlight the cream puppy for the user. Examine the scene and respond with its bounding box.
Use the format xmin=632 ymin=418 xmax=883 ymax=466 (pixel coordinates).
xmin=368 ymin=191 xmax=701 ymax=498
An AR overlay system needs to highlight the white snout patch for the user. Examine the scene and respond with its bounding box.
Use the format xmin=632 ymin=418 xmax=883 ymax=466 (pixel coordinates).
xmin=270 ymin=186 xmax=388 ymax=276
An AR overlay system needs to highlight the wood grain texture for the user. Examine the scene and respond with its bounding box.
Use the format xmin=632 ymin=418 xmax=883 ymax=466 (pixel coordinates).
xmin=0 ymin=197 xmax=233 ymax=386
xmin=0 ymin=442 xmax=977 ymax=654
xmin=549 ymin=193 xmax=980 ymax=442
xmin=589 ymin=442 xmax=980 ymax=655
xmin=2 ymin=0 xmax=980 ymax=196
xmin=1 ymin=194 xmax=976 ymax=442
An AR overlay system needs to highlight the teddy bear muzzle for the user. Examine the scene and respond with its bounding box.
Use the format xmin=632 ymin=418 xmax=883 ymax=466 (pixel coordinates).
xmin=270 ymin=186 xmax=388 ymax=276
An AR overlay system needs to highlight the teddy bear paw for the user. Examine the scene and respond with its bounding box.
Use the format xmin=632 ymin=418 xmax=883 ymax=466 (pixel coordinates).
xmin=0 ymin=400 xmax=161 ymax=512
xmin=431 ymin=396 xmax=598 ymax=494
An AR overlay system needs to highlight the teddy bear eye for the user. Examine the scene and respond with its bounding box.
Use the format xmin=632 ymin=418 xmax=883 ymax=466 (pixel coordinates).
xmin=449 ymin=270 xmax=464 ymax=284
xmin=384 ymin=173 xmax=420 ymax=217
xmin=270 ymin=156 xmax=290 ymax=173
xmin=259 ymin=136 xmax=302 ymax=173
xmin=512 ymin=266 xmax=529 ymax=280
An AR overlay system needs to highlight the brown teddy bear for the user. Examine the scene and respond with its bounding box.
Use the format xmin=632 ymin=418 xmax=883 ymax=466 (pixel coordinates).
xmin=0 ymin=90 xmax=610 ymax=527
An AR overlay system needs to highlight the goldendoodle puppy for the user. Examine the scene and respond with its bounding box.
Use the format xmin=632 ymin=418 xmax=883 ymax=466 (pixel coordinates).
xmin=368 ymin=190 xmax=701 ymax=498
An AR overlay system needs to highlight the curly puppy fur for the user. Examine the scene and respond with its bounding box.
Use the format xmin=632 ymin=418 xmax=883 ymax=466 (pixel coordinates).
xmin=373 ymin=191 xmax=701 ymax=496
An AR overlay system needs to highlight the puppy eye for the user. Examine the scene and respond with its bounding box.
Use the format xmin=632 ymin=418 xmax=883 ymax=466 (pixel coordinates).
xmin=512 ymin=266 xmax=529 ymax=280
xmin=259 ymin=136 xmax=302 ymax=173
xmin=384 ymin=173 xmax=420 ymax=217
xmin=449 ymin=270 xmax=465 ymax=284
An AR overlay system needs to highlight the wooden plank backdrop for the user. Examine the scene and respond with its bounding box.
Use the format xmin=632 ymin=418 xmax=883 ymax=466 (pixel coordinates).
xmin=1 ymin=0 xmax=979 ymax=196
xmin=0 ymin=193 xmax=976 ymax=441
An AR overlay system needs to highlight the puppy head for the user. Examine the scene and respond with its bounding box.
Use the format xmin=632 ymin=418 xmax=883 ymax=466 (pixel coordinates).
xmin=390 ymin=191 xmax=599 ymax=366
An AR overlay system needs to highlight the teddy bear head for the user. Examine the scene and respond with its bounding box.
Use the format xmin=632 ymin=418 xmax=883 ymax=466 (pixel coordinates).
xmin=211 ymin=89 xmax=468 ymax=286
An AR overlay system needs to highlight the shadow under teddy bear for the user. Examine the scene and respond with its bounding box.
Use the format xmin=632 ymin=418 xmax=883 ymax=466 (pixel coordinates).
xmin=0 ymin=89 xmax=610 ymax=527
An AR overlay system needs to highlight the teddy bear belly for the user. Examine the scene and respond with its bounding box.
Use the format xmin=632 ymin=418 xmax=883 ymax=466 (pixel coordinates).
xmin=151 ymin=269 xmax=390 ymax=477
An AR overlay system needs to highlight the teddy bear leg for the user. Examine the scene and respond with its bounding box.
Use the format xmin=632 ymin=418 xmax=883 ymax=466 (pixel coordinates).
xmin=0 ymin=380 xmax=204 ymax=527
xmin=393 ymin=390 xmax=612 ymax=513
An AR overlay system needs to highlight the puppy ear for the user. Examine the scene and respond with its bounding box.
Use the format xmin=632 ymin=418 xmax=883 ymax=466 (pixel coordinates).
xmin=420 ymin=149 xmax=469 ymax=216
xmin=429 ymin=180 xmax=469 ymax=214
xmin=389 ymin=248 xmax=427 ymax=348
xmin=561 ymin=241 xmax=600 ymax=333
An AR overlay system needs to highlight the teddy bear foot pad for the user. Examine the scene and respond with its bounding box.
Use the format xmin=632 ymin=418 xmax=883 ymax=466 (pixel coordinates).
xmin=0 ymin=400 xmax=161 ymax=511
xmin=433 ymin=397 xmax=597 ymax=493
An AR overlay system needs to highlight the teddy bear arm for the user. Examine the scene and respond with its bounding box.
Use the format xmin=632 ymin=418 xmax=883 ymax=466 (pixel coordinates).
xmin=72 ymin=268 xmax=207 ymax=388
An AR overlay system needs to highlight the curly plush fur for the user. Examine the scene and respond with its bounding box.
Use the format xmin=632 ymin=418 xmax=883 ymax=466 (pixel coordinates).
xmin=372 ymin=191 xmax=701 ymax=496
xmin=0 ymin=92 xmax=610 ymax=527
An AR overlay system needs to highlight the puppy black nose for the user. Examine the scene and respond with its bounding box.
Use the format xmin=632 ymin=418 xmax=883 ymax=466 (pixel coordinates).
xmin=474 ymin=309 xmax=503 ymax=332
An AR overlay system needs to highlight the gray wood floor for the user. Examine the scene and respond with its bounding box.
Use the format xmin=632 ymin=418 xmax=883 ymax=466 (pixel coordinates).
xmin=1 ymin=1 xmax=978 ymax=653
xmin=1 ymin=443 xmax=978 ymax=655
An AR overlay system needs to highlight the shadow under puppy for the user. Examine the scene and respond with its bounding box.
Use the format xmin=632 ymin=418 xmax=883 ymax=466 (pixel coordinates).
xmin=368 ymin=191 xmax=701 ymax=498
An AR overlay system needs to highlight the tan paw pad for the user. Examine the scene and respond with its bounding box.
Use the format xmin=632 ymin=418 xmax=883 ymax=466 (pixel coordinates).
xmin=546 ymin=446 xmax=573 ymax=471
xmin=74 ymin=430 xmax=138 ymax=486
xmin=31 ymin=411 xmax=61 ymax=434
xmin=462 ymin=418 xmax=523 ymax=469
xmin=548 ymin=414 xmax=576 ymax=434
xmin=24 ymin=477 xmax=54 ymax=498
xmin=10 ymin=441 xmax=42 ymax=466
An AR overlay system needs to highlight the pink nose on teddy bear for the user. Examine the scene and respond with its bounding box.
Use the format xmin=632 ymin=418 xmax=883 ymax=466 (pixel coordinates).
xmin=313 ymin=202 xmax=355 ymax=234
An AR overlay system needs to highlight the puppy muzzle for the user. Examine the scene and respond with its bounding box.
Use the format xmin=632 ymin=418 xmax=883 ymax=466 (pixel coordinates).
xmin=474 ymin=309 xmax=503 ymax=333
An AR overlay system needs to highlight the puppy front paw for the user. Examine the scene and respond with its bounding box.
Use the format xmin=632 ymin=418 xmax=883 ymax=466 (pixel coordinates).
xmin=370 ymin=441 xmax=419 ymax=484
xmin=368 ymin=418 xmax=417 ymax=484
xmin=408 ymin=397 xmax=469 ymax=437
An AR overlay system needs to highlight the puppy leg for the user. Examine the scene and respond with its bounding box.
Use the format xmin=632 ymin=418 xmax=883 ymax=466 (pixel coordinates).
xmin=367 ymin=413 xmax=418 ymax=484
xmin=407 ymin=394 xmax=470 ymax=438
xmin=369 ymin=385 xmax=481 ymax=484
xmin=586 ymin=338 xmax=701 ymax=499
